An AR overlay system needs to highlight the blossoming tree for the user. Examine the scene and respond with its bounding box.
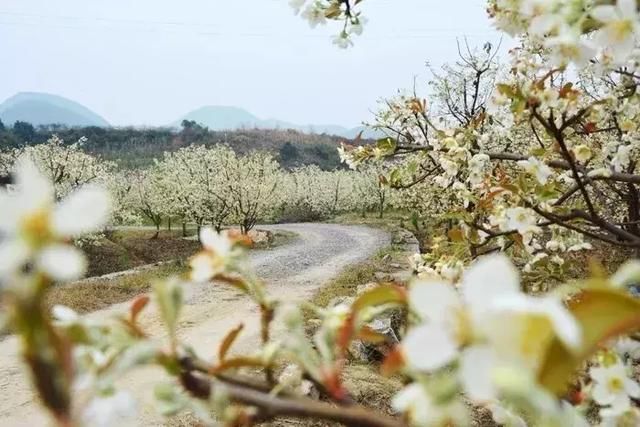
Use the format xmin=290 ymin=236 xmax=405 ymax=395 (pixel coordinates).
xmin=4 ymin=1 xmax=640 ymax=427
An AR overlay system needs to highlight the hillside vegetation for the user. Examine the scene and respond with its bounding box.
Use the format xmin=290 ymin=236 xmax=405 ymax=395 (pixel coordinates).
xmin=0 ymin=120 xmax=368 ymax=169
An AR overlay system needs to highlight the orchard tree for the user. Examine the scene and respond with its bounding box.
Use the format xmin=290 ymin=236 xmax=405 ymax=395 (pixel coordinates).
xmin=353 ymin=163 xmax=392 ymax=218
xmin=157 ymin=145 xmax=235 ymax=234
xmin=284 ymin=165 xmax=352 ymax=219
xmin=16 ymin=135 xmax=115 ymax=199
xmin=130 ymin=167 xmax=167 ymax=237
xmin=105 ymin=170 xmax=141 ymax=226
xmin=223 ymin=151 xmax=283 ymax=233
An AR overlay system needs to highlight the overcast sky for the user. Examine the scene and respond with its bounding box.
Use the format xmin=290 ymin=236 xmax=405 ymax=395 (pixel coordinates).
xmin=1 ymin=0 xmax=507 ymax=128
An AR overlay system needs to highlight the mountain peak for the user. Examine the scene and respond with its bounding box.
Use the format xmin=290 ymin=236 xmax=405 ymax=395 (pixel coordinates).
xmin=0 ymin=92 xmax=109 ymax=127
xmin=177 ymin=105 xmax=383 ymax=139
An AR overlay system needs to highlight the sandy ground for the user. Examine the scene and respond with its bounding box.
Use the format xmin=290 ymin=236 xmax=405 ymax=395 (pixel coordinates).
xmin=0 ymin=223 xmax=390 ymax=426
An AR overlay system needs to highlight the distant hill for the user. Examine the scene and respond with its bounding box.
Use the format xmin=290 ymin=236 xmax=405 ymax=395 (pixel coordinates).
xmin=0 ymin=92 xmax=385 ymax=139
xmin=0 ymin=92 xmax=109 ymax=128
xmin=176 ymin=105 xmax=384 ymax=139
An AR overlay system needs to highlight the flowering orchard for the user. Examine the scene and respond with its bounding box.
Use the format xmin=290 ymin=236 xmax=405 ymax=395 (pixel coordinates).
xmin=0 ymin=138 xmax=389 ymax=235
xmin=3 ymin=1 xmax=640 ymax=427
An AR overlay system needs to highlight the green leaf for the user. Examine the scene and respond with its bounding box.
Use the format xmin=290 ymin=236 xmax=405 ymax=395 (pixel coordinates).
xmin=538 ymin=288 xmax=640 ymax=395
xmin=530 ymin=148 xmax=546 ymax=157
xmin=153 ymin=278 xmax=183 ymax=342
xmin=352 ymin=285 xmax=406 ymax=314
xmin=497 ymin=83 xmax=516 ymax=98
xmin=376 ymin=137 xmax=397 ymax=153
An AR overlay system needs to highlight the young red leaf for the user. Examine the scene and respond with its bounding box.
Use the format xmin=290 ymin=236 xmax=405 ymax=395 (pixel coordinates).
xmin=218 ymin=323 xmax=244 ymax=362
xmin=130 ymin=295 xmax=150 ymax=324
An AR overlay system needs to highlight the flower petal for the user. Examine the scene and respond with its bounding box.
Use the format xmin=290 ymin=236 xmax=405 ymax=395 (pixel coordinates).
xmin=402 ymin=323 xmax=458 ymax=371
xmin=591 ymin=5 xmax=618 ymax=23
xmin=491 ymin=294 xmax=582 ymax=351
xmin=52 ymin=185 xmax=111 ymax=236
xmin=0 ymin=191 xmax=22 ymax=234
xmin=461 ymin=254 xmax=520 ymax=312
xmin=14 ymin=157 xmax=54 ymax=213
xmin=189 ymin=253 xmax=215 ymax=282
xmin=624 ymin=377 xmax=640 ymax=398
xmin=460 ymin=345 xmax=497 ymax=402
xmin=409 ymin=279 xmax=461 ymax=324
xmin=619 ymin=0 xmax=637 ymax=17
xmin=52 ymin=305 xmax=80 ymax=323
xmin=200 ymin=227 xmax=231 ymax=255
xmin=0 ymin=239 xmax=30 ymax=277
xmin=37 ymin=244 xmax=87 ymax=282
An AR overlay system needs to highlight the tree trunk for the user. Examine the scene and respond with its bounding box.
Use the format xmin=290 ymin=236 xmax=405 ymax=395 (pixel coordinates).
xmin=167 ymin=217 xmax=172 ymax=231
xmin=379 ymin=192 xmax=386 ymax=219
xmin=182 ymin=222 xmax=187 ymax=237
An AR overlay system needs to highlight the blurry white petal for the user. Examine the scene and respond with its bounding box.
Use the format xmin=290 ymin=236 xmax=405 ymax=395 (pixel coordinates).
xmin=402 ymin=323 xmax=458 ymax=370
xmin=14 ymin=157 xmax=54 ymax=213
xmin=82 ymin=390 xmax=136 ymax=427
xmin=37 ymin=244 xmax=87 ymax=282
xmin=200 ymin=227 xmax=232 ymax=255
xmin=190 ymin=253 xmax=215 ymax=282
xmin=52 ymin=305 xmax=79 ymax=323
xmin=619 ymin=0 xmax=637 ymax=16
xmin=591 ymin=5 xmax=618 ymax=23
xmin=52 ymin=185 xmax=111 ymax=236
xmin=0 ymin=192 xmax=22 ymax=234
xmin=611 ymin=260 xmax=640 ymax=288
xmin=460 ymin=346 xmax=497 ymax=402
xmin=492 ymin=294 xmax=582 ymax=351
xmin=592 ymin=382 xmax=615 ymax=405
xmin=392 ymin=383 xmax=433 ymax=422
xmin=461 ymin=254 xmax=520 ymax=312
xmin=409 ymin=280 xmax=460 ymax=324
xmin=625 ymin=378 xmax=640 ymax=397
xmin=0 ymin=240 xmax=30 ymax=275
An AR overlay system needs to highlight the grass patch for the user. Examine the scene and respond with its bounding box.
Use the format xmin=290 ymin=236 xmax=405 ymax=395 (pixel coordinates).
xmin=46 ymin=262 xmax=188 ymax=314
xmin=330 ymin=210 xmax=412 ymax=233
xmin=306 ymin=246 xmax=402 ymax=313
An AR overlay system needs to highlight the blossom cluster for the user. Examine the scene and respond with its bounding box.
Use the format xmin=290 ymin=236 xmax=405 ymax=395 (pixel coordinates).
xmin=289 ymin=0 xmax=366 ymax=48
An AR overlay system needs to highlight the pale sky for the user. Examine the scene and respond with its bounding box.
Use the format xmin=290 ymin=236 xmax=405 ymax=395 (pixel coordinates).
xmin=1 ymin=0 xmax=507 ymax=128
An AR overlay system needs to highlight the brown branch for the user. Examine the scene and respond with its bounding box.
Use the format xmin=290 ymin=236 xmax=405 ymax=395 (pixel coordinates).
xmin=178 ymin=358 xmax=404 ymax=427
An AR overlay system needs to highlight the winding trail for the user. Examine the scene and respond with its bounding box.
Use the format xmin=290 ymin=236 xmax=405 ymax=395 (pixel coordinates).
xmin=0 ymin=223 xmax=390 ymax=426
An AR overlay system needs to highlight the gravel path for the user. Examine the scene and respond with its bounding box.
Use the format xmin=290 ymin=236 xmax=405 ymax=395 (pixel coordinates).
xmin=0 ymin=223 xmax=390 ymax=426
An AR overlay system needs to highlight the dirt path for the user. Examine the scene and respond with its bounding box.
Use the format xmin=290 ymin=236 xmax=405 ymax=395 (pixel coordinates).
xmin=0 ymin=223 xmax=390 ymax=426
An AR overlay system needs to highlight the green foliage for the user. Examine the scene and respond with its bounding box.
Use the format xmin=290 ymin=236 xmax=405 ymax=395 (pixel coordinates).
xmin=538 ymin=287 xmax=640 ymax=395
xmin=12 ymin=120 xmax=36 ymax=143
xmin=10 ymin=125 xmax=362 ymax=170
